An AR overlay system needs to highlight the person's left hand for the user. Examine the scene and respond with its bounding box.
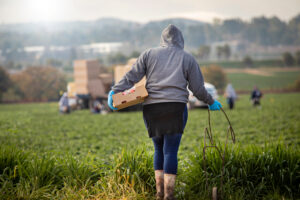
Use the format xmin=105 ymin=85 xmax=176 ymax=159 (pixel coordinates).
xmin=209 ymin=100 xmax=222 ymax=111
xmin=108 ymin=90 xmax=118 ymax=110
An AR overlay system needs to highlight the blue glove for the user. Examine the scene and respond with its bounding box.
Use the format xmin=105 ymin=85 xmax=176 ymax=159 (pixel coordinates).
xmin=108 ymin=90 xmax=118 ymax=110
xmin=209 ymin=100 xmax=222 ymax=111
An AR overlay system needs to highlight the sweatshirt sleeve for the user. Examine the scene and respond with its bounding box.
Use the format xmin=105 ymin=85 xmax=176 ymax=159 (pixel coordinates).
xmin=187 ymin=58 xmax=214 ymax=105
xmin=112 ymin=51 xmax=148 ymax=93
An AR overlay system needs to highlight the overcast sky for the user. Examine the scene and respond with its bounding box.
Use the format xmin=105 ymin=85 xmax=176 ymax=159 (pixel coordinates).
xmin=0 ymin=0 xmax=300 ymax=24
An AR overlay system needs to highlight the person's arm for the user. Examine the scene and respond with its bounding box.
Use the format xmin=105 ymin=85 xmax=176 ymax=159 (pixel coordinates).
xmin=112 ymin=51 xmax=148 ymax=93
xmin=187 ymin=58 xmax=214 ymax=105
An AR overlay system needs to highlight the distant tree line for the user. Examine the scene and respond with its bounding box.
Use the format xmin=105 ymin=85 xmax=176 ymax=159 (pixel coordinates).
xmin=0 ymin=67 xmax=11 ymax=101
xmin=0 ymin=66 xmax=66 ymax=102
xmin=104 ymin=51 xmax=140 ymax=66
xmin=282 ymin=51 xmax=300 ymax=66
xmin=241 ymin=51 xmax=300 ymax=68
xmin=194 ymin=44 xmax=231 ymax=60
xmin=0 ymin=14 xmax=300 ymax=52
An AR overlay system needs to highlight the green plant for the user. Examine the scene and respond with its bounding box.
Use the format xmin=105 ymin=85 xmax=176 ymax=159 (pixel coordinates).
xmin=113 ymin=145 xmax=155 ymax=194
xmin=180 ymin=143 xmax=300 ymax=199
xmin=202 ymin=65 xmax=227 ymax=90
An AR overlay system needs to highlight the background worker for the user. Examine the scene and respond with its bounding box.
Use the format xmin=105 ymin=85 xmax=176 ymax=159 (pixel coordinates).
xmin=251 ymin=86 xmax=263 ymax=107
xmin=108 ymin=24 xmax=222 ymax=200
xmin=90 ymin=98 xmax=103 ymax=114
xmin=58 ymin=92 xmax=70 ymax=114
xmin=225 ymin=83 xmax=237 ymax=109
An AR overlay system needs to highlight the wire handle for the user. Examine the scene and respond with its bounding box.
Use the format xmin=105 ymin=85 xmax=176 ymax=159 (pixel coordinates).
xmin=203 ymin=107 xmax=236 ymax=198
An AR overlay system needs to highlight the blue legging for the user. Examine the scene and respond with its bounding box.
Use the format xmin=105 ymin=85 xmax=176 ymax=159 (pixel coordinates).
xmin=152 ymin=106 xmax=188 ymax=174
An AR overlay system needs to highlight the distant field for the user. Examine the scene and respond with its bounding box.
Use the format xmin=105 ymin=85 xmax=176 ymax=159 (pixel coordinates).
xmin=226 ymin=70 xmax=300 ymax=91
xmin=0 ymin=93 xmax=299 ymax=199
xmin=199 ymin=59 xmax=285 ymax=68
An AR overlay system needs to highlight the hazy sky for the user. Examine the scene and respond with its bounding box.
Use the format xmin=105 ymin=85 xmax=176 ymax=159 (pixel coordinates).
xmin=0 ymin=0 xmax=300 ymax=24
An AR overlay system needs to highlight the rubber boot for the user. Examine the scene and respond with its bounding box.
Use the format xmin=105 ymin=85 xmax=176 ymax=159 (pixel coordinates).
xmin=155 ymin=170 xmax=164 ymax=200
xmin=164 ymin=173 xmax=176 ymax=200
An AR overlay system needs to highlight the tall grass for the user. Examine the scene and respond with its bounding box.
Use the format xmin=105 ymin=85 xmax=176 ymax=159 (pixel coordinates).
xmin=94 ymin=146 xmax=155 ymax=200
xmin=0 ymin=143 xmax=299 ymax=199
xmin=180 ymin=142 xmax=300 ymax=199
xmin=0 ymin=146 xmax=105 ymax=199
xmin=113 ymin=146 xmax=155 ymax=193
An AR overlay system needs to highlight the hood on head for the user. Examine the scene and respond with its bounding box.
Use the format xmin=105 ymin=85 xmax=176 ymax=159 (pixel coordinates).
xmin=160 ymin=24 xmax=184 ymax=49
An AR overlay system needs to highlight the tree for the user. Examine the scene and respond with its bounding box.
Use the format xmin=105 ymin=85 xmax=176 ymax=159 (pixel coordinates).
xmin=223 ymin=44 xmax=231 ymax=60
xmin=213 ymin=18 xmax=222 ymax=26
xmin=243 ymin=56 xmax=254 ymax=68
xmin=0 ymin=66 xmax=11 ymax=102
xmin=222 ymin=19 xmax=245 ymax=35
xmin=295 ymin=75 xmax=300 ymax=91
xmin=282 ymin=52 xmax=295 ymax=66
xmin=295 ymin=50 xmax=300 ymax=66
xmin=11 ymin=66 xmax=67 ymax=101
xmin=216 ymin=44 xmax=231 ymax=60
xmin=196 ymin=45 xmax=211 ymax=60
xmin=202 ymin=65 xmax=227 ymax=90
xmin=46 ymin=58 xmax=63 ymax=67
xmin=216 ymin=46 xmax=223 ymax=60
xmin=107 ymin=52 xmax=127 ymax=65
xmin=129 ymin=51 xmax=140 ymax=58
xmin=286 ymin=14 xmax=300 ymax=44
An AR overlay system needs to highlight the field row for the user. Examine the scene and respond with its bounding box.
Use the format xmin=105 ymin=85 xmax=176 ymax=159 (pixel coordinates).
xmin=227 ymin=71 xmax=300 ymax=91
xmin=0 ymin=94 xmax=299 ymax=160
xmin=0 ymin=93 xmax=299 ymax=199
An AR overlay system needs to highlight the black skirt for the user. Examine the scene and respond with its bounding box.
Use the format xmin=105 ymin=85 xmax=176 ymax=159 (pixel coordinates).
xmin=143 ymin=102 xmax=186 ymax=138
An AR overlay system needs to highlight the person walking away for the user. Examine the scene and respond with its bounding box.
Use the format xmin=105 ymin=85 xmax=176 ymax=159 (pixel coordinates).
xmin=251 ymin=86 xmax=263 ymax=107
xmin=90 ymin=99 xmax=103 ymax=114
xmin=108 ymin=24 xmax=222 ymax=200
xmin=225 ymin=83 xmax=237 ymax=109
xmin=59 ymin=92 xmax=70 ymax=114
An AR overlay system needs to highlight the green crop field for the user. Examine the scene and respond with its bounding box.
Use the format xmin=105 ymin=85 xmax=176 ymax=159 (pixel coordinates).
xmin=227 ymin=71 xmax=300 ymax=91
xmin=198 ymin=59 xmax=290 ymax=69
xmin=0 ymin=93 xmax=300 ymax=199
xmin=198 ymin=59 xmax=285 ymax=69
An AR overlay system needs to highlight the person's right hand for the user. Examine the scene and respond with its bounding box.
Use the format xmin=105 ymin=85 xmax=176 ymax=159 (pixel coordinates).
xmin=209 ymin=100 xmax=222 ymax=111
xmin=108 ymin=90 xmax=118 ymax=110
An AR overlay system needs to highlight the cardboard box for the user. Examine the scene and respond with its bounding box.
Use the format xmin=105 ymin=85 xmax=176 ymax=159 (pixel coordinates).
xmin=73 ymin=59 xmax=107 ymax=97
xmin=74 ymin=80 xmax=106 ymax=97
xmin=114 ymin=59 xmax=146 ymax=87
xmin=99 ymin=73 xmax=113 ymax=93
xmin=87 ymin=79 xmax=106 ymax=98
xmin=112 ymin=85 xmax=148 ymax=110
xmin=74 ymin=60 xmax=101 ymax=80
xmin=67 ymin=82 xmax=76 ymax=97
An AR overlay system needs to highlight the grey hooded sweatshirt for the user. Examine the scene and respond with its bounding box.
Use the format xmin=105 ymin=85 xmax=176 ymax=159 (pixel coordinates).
xmin=112 ymin=24 xmax=214 ymax=105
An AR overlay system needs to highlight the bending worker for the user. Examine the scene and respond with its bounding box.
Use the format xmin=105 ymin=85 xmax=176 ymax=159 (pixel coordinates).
xmin=108 ymin=24 xmax=222 ymax=200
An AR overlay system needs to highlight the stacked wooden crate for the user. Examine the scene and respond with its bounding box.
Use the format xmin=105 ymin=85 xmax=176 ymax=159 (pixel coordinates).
xmin=73 ymin=60 xmax=106 ymax=97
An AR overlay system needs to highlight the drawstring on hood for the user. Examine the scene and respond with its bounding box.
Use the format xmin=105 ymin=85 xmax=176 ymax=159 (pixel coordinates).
xmin=160 ymin=24 xmax=184 ymax=49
